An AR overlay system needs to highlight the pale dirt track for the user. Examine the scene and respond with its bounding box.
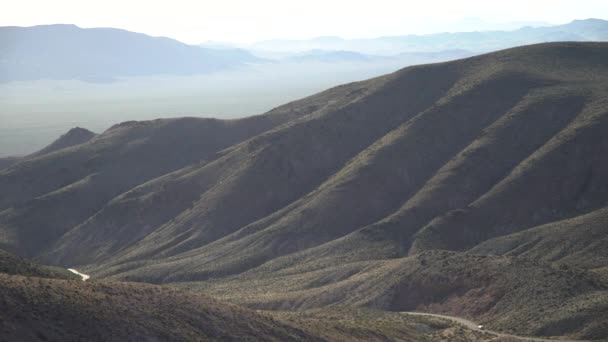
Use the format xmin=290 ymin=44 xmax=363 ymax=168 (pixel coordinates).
xmin=67 ymin=268 xmax=90 ymax=281
xmin=401 ymin=312 xmax=589 ymax=342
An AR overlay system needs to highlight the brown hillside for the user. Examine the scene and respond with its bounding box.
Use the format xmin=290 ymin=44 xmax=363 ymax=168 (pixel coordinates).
xmin=1 ymin=42 xmax=607 ymax=340
xmin=0 ymin=83 xmax=366 ymax=257
xmin=0 ymin=248 xmax=78 ymax=280
xmin=470 ymin=207 xmax=608 ymax=269
xmin=0 ymin=272 xmax=480 ymax=341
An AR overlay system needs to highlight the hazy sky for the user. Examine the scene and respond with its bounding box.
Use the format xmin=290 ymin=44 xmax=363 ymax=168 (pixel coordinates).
xmin=3 ymin=0 xmax=608 ymax=44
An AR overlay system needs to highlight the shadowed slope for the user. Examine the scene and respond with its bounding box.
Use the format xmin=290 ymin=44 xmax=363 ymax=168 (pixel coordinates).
xmin=0 ymin=251 xmax=468 ymax=341
xmin=0 ymin=157 xmax=19 ymax=171
xmin=411 ymin=94 xmax=608 ymax=253
xmin=102 ymin=69 xmax=550 ymax=282
xmin=47 ymin=60 xmax=459 ymax=269
xmin=191 ymin=251 xmax=608 ymax=340
xmin=470 ymin=207 xmax=608 ymax=269
xmin=0 ymin=274 xmax=320 ymax=341
xmin=0 ymin=82 xmax=365 ymax=257
xmin=81 ymin=43 xmax=608 ymax=286
xmin=0 ymin=272 xmax=470 ymax=341
xmin=0 ymin=249 xmax=77 ymax=280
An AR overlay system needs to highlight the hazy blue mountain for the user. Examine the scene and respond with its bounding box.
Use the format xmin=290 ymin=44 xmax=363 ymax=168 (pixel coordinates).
xmin=284 ymin=49 xmax=372 ymax=63
xmin=0 ymin=24 xmax=263 ymax=82
xmin=257 ymin=47 xmax=472 ymax=70
xmin=250 ymin=18 xmax=608 ymax=55
xmin=445 ymin=18 xmax=551 ymax=32
xmin=282 ymin=49 xmax=475 ymax=64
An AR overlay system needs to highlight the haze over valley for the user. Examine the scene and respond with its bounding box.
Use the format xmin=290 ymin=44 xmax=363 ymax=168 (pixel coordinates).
xmin=2 ymin=18 xmax=607 ymax=156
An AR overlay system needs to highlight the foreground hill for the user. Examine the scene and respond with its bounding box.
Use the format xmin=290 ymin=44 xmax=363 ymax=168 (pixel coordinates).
xmin=0 ymin=248 xmax=77 ymax=280
xmin=193 ymin=251 xmax=608 ymax=339
xmin=0 ymin=273 xmax=319 ymax=341
xmin=0 ymin=256 xmax=475 ymax=341
xmin=1 ymin=273 xmax=494 ymax=341
xmin=0 ymin=24 xmax=262 ymax=82
xmin=1 ymin=42 xmax=607 ymax=339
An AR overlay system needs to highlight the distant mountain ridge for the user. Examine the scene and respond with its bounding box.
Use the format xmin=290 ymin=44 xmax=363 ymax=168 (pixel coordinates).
xmin=2 ymin=19 xmax=607 ymax=82
xmin=0 ymin=24 xmax=262 ymax=82
xmin=251 ymin=18 xmax=608 ymax=55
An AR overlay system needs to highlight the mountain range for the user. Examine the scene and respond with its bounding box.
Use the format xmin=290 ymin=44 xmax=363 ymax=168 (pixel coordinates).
xmin=251 ymin=18 xmax=608 ymax=55
xmin=2 ymin=19 xmax=608 ymax=83
xmin=0 ymin=24 xmax=262 ymax=82
xmin=1 ymin=42 xmax=608 ymax=340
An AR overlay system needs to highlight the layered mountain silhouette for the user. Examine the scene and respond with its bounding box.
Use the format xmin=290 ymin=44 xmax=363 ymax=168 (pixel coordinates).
xmin=252 ymin=18 xmax=608 ymax=55
xmin=0 ymin=24 xmax=262 ymax=82
xmin=2 ymin=19 xmax=607 ymax=83
xmin=1 ymin=42 xmax=607 ymax=339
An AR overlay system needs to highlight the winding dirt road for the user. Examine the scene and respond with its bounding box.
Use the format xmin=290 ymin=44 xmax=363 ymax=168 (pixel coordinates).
xmin=401 ymin=312 xmax=589 ymax=342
